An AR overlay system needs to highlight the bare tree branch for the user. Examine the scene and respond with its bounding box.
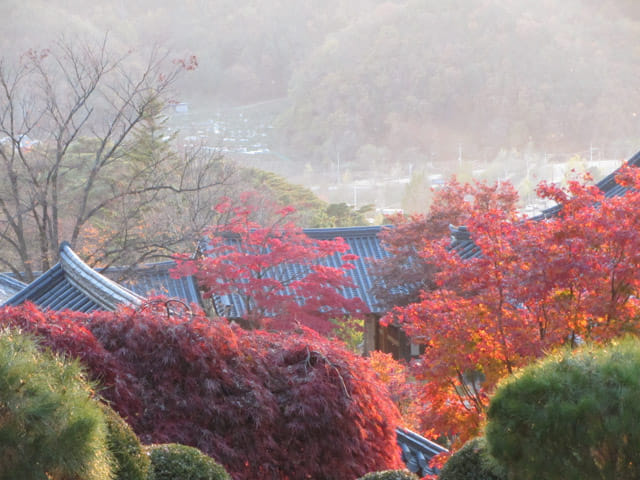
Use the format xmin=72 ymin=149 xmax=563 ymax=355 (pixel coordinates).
xmin=0 ymin=37 xmax=238 ymax=281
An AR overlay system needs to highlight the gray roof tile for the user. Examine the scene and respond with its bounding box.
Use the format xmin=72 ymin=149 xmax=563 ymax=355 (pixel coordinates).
xmin=102 ymin=261 xmax=201 ymax=307
xmin=0 ymin=274 xmax=26 ymax=303
xmin=396 ymin=427 xmax=447 ymax=476
xmin=3 ymin=242 xmax=142 ymax=312
xmin=212 ymin=225 xmax=390 ymax=317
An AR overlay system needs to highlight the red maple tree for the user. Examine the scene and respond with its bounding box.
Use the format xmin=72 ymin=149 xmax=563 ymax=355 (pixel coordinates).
xmin=384 ymin=168 xmax=640 ymax=448
xmin=372 ymin=178 xmax=518 ymax=311
xmin=172 ymin=196 xmax=368 ymax=334
xmin=368 ymin=350 xmax=420 ymax=431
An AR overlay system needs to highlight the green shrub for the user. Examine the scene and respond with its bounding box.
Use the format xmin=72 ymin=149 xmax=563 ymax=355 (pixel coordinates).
xmin=438 ymin=437 xmax=506 ymax=480
xmin=102 ymin=403 xmax=150 ymax=480
xmin=357 ymin=469 xmax=419 ymax=480
xmin=0 ymin=328 xmax=112 ymax=480
xmin=147 ymin=443 xmax=231 ymax=480
xmin=486 ymin=338 xmax=640 ymax=480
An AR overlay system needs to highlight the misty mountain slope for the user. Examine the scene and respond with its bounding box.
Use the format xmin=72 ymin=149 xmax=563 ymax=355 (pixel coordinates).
xmin=0 ymin=0 xmax=385 ymax=104
xmin=277 ymin=0 xmax=640 ymax=168
xmin=2 ymin=0 xmax=639 ymax=173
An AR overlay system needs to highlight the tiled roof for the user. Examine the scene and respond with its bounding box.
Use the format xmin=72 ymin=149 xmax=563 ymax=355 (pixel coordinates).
xmin=448 ymin=225 xmax=482 ymax=260
xmin=101 ymin=261 xmax=201 ymax=307
xmin=451 ymin=149 xmax=640 ymax=259
xmin=396 ymin=427 xmax=447 ymax=477
xmin=3 ymin=242 xmax=143 ymax=312
xmin=0 ymin=274 xmax=26 ymax=303
xmin=212 ymin=225 xmax=390 ymax=317
xmin=305 ymin=226 xmax=390 ymax=312
xmin=593 ymin=149 xmax=640 ymax=198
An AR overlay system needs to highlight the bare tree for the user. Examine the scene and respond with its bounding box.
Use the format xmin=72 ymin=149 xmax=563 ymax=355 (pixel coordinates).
xmin=0 ymin=37 xmax=236 ymax=281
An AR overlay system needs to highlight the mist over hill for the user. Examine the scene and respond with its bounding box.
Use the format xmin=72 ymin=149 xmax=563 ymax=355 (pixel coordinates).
xmin=3 ymin=0 xmax=640 ymax=209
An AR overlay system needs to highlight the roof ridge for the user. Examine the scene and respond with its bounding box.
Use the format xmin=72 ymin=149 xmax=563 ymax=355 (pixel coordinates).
xmin=396 ymin=427 xmax=447 ymax=476
xmin=593 ymin=149 xmax=640 ymax=194
xmin=0 ymin=273 xmax=27 ymax=289
xmin=58 ymin=242 xmax=142 ymax=310
xmin=303 ymin=225 xmax=384 ymax=239
xmin=303 ymin=225 xmax=384 ymax=232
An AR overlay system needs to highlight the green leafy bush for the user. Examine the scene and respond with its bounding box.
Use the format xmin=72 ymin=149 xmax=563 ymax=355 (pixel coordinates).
xmin=438 ymin=437 xmax=505 ymax=480
xmin=147 ymin=443 xmax=231 ymax=480
xmin=102 ymin=403 xmax=150 ymax=480
xmin=357 ymin=470 xmax=419 ymax=480
xmin=486 ymin=338 xmax=640 ymax=480
xmin=0 ymin=328 xmax=112 ymax=480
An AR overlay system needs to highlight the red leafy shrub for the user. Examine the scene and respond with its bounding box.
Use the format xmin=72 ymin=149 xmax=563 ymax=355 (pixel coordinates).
xmin=245 ymin=329 xmax=403 ymax=478
xmin=0 ymin=303 xmax=142 ymax=417
xmin=0 ymin=303 xmax=403 ymax=480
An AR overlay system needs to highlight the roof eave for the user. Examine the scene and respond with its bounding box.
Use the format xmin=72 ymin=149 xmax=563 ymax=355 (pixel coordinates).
xmin=58 ymin=242 xmax=143 ymax=310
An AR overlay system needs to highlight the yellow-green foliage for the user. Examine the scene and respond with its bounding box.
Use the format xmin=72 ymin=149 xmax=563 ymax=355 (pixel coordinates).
xmin=0 ymin=328 xmax=112 ymax=480
xmin=357 ymin=470 xmax=419 ymax=480
xmin=487 ymin=338 xmax=640 ymax=480
xmin=102 ymin=403 xmax=150 ymax=480
xmin=146 ymin=443 xmax=231 ymax=480
xmin=438 ymin=438 xmax=505 ymax=480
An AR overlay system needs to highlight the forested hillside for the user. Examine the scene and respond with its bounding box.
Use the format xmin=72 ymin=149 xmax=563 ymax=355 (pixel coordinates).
xmin=3 ymin=0 xmax=640 ymax=174
xmin=279 ymin=0 xmax=640 ymax=168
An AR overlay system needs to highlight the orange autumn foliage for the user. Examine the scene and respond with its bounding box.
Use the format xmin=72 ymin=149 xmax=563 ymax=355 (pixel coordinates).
xmin=385 ymin=167 xmax=640 ymax=449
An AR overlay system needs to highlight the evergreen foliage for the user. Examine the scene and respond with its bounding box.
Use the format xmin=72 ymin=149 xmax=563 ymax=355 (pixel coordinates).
xmin=357 ymin=469 xmax=419 ymax=480
xmin=486 ymin=338 xmax=640 ymax=480
xmin=146 ymin=443 xmax=231 ymax=480
xmin=239 ymin=168 xmax=328 ymax=226
xmin=0 ymin=328 xmax=112 ymax=480
xmin=438 ymin=437 xmax=505 ymax=480
xmin=102 ymin=403 xmax=151 ymax=480
xmin=324 ymin=202 xmax=375 ymax=227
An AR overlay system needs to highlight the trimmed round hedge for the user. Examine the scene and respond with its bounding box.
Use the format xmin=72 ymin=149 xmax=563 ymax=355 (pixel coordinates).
xmin=146 ymin=443 xmax=231 ymax=480
xmin=487 ymin=338 xmax=640 ymax=480
xmin=101 ymin=403 xmax=150 ymax=480
xmin=438 ymin=437 xmax=505 ymax=480
xmin=0 ymin=328 xmax=112 ymax=480
xmin=357 ymin=469 xmax=419 ymax=480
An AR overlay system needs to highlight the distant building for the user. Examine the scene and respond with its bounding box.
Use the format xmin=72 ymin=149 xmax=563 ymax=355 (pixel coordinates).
xmin=166 ymin=100 xmax=189 ymax=114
